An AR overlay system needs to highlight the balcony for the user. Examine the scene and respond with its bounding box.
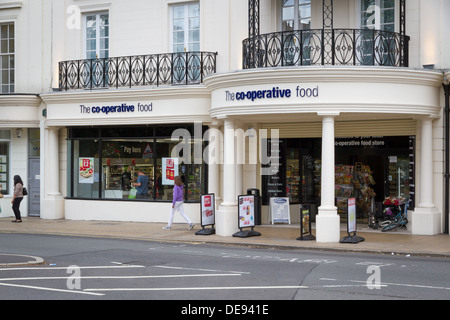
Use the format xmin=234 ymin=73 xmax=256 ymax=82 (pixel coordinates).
xmin=58 ymin=51 xmax=217 ymax=91
xmin=243 ymin=28 xmax=410 ymax=69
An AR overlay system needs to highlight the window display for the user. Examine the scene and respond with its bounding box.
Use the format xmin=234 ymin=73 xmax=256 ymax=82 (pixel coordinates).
xmin=262 ymin=136 xmax=415 ymax=221
xmin=67 ymin=125 xmax=207 ymax=202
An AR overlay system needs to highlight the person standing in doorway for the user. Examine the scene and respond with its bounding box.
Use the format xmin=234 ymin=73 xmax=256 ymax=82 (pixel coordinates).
xmin=163 ymin=176 xmax=194 ymax=230
xmin=11 ymin=175 xmax=24 ymax=223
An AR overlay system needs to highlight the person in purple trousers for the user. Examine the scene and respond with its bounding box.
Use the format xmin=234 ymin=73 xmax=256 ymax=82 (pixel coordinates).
xmin=162 ymin=176 xmax=194 ymax=230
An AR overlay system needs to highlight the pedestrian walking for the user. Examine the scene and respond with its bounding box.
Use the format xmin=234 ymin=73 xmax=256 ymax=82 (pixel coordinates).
xmin=163 ymin=176 xmax=194 ymax=230
xmin=11 ymin=175 xmax=24 ymax=223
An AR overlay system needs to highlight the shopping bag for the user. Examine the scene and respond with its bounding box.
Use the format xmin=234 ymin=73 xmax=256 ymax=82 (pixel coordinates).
xmin=128 ymin=187 xmax=137 ymax=199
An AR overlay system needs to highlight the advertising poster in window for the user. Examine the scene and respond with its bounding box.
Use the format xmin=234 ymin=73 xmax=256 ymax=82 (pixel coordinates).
xmin=201 ymin=194 xmax=215 ymax=227
xmin=162 ymin=158 xmax=178 ymax=185
xmin=79 ymin=158 xmax=94 ymax=184
xmin=238 ymin=195 xmax=255 ymax=228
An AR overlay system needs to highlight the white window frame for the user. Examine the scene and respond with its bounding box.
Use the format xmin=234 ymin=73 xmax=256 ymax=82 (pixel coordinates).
xmin=170 ymin=2 xmax=200 ymax=53
xmin=0 ymin=22 xmax=14 ymax=94
xmin=84 ymin=11 xmax=109 ymax=59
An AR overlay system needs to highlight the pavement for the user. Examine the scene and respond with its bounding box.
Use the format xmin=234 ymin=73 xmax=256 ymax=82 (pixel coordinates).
xmin=0 ymin=217 xmax=449 ymax=266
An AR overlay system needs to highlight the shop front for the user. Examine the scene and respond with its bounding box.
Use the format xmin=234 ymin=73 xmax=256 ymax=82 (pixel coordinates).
xmin=261 ymin=135 xmax=415 ymax=225
xmin=41 ymin=87 xmax=212 ymax=223
xmin=205 ymin=66 xmax=444 ymax=240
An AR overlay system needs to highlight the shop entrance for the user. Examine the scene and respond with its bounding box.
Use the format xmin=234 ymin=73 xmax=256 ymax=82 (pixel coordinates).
xmin=262 ymin=136 xmax=415 ymax=224
xmin=335 ymin=152 xmax=384 ymax=221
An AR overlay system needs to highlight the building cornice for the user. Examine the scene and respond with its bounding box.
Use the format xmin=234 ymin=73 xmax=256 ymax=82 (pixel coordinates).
xmin=0 ymin=1 xmax=23 ymax=10
xmin=40 ymin=86 xmax=211 ymax=105
xmin=0 ymin=94 xmax=41 ymax=107
xmin=204 ymin=67 xmax=444 ymax=91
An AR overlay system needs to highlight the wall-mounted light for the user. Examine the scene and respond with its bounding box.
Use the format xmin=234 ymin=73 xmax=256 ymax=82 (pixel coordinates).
xmin=16 ymin=129 xmax=23 ymax=139
xmin=423 ymin=64 xmax=435 ymax=70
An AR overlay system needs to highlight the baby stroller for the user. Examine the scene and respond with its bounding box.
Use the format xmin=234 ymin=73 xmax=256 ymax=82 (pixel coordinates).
xmin=368 ymin=199 xmax=400 ymax=230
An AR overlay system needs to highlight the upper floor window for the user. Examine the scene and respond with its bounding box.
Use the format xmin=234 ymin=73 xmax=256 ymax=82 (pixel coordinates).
xmin=171 ymin=2 xmax=200 ymax=52
xmin=0 ymin=23 xmax=14 ymax=93
xmin=85 ymin=12 xmax=109 ymax=59
xmin=281 ymin=0 xmax=311 ymax=32
xmin=360 ymin=0 xmax=395 ymax=32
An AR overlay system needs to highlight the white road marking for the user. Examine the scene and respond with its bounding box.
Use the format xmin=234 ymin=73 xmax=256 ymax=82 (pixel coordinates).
xmin=153 ymin=265 xmax=250 ymax=274
xmin=0 ymin=282 xmax=104 ymax=296
xmin=85 ymin=285 xmax=310 ymax=292
xmin=0 ymin=265 xmax=145 ymax=271
xmin=0 ymin=273 xmax=242 ymax=282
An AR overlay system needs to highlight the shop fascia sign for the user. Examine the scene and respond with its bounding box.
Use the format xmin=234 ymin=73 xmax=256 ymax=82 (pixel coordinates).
xmin=79 ymin=102 xmax=153 ymax=115
xmin=225 ymin=85 xmax=319 ymax=103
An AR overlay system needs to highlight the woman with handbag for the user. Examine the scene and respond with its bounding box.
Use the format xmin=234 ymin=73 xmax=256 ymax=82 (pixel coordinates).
xmin=11 ymin=175 xmax=24 ymax=223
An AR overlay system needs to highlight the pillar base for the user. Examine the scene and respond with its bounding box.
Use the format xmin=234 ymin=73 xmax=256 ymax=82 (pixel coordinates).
xmin=411 ymin=207 xmax=441 ymax=235
xmin=41 ymin=196 xmax=65 ymax=220
xmin=216 ymin=203 xmax=239 ymax=237
xmin=316 ymin=206 xmax=340 ymax=243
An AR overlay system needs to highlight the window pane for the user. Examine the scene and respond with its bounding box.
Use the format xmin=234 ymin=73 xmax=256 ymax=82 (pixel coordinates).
xmin=1 ymin=56 xmax=7 ymax=68
xmin=282 ymin=7 xmax=295 ymax=21
xmin=189 ymin=17 xmax=200 ymax=30
xmin=86 ymin=27 xmax=96 ymax=39
xmin=8 ymin=25 xmax=13 ymax=38
xmin=173 ymin=5 xmax=185 ymax=19
xmin=189 ymin=4 xmax=199 ymax=17
xmin=72 ymin=140 xmax=100 ymax=199
xmin=1 ymin=40 xmax=7 ymax=54
xmin=189 ymin=30 xmax=199 ymax=43
xmin=1 ymin=26 xmax=7 ymax=39
xmin=173 ymin=31 xmax=185 ymax=44
xmin=156 ymin=139 xmax=176 ymax=200
xmin=102 ymin=140 xmax=154 ymax=200
xmin=86 ymin=16 xmax=96 ymax=28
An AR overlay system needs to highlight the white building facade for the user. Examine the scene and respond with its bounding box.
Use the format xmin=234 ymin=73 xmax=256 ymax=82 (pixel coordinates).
xmin=1 ymin=0 xmax=449 ymax=243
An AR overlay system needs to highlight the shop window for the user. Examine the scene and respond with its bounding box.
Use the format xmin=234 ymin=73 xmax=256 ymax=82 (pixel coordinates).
xmin=71 ymin=139 xmax=100 ymax=199
xmin=67 ymin=125 xmax=207 ymax=203
xmin=101 ymin=140 xmax=155 ymax=200
xmin=262 ymin=136 xmax=415 ymax=218
xmin=0 ymin=130 xmax=10 ymax=195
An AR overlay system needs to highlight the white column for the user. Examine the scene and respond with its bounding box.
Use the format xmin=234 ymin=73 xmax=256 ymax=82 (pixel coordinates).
xmin=235 ymin=122 xmax=244 ymax=197
xmin=41 ymin=127 xmax=64 ymax=220
xmin=48 ymin=127 xmax=61 ymax=196
xmin=412 ymin=117 xmax=441 ymax=235
xmin=216 ymin=119 xmax=239 ymax=236
xmin=316 ymin=114 xmax=340 ymax=243
xmin=206 ymin=122 xmax=222 ymax=209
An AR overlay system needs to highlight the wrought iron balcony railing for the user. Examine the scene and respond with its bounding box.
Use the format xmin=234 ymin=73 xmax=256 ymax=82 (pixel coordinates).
xmin=243 ymin=28 xmax=410 ymax=69
xmin=59 ymin=51 xmax=217 ymax=91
